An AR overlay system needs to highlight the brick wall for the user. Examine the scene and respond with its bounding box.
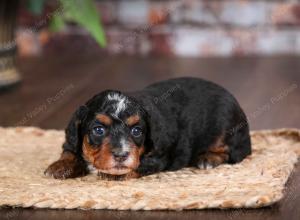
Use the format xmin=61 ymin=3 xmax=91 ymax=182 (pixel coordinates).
xmin=97 ymin=0 xmax=300 ymax=57
xmin=17 ymin=0 xmax=300 ymax=57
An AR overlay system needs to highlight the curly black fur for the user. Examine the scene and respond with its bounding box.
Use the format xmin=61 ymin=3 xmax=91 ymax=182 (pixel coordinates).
xmin=61 ymin=77 xmax=251 ymax=176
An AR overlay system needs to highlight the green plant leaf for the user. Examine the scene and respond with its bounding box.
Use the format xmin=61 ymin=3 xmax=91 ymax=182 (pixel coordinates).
xmin=59 ymin=0 xmax=106 ymax=47
xmin=49 ymin=14 xmax=65 ymax=32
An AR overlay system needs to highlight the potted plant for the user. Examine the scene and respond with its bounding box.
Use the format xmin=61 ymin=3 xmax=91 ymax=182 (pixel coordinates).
xmin=0 ymin=0 xmax=21 ymax=91
xmin=0 ymin=0 xmax=106 ymax=91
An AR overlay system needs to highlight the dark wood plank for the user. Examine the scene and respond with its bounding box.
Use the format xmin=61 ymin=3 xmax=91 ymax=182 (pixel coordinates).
xmin=0 ymin=55 xmax=299 ymax=220
xmin=1 ymin=55 xmax=300 ymax=130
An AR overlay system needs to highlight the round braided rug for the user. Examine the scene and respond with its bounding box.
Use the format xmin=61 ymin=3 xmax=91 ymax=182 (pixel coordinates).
xmin=0 ymin=127 xmax=299 ymax=210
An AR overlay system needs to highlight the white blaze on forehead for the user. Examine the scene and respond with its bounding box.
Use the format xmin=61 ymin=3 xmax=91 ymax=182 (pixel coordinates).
xmin=120 ymin=138 xmax=136 ymax=168
xmin=120 ymin=138 xmax=130 ymax=152
xmin=107 ymin=93 xmax=128 ymax=116
xmin=107 ymin=93 xmax=123 ymax=101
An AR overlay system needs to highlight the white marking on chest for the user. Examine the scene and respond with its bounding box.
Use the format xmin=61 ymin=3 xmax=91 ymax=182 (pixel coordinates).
xmin=107 ymin=93 xmax=128 ymax=116
xmin=87 ymin=164 xmax=98 ymax=174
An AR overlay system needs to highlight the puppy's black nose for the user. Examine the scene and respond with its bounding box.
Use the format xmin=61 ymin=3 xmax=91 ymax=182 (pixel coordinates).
xmin=112 ymin=151 xmax=129 ymax=162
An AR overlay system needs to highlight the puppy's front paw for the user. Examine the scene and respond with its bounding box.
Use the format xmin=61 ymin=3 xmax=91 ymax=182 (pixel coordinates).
xmin=197 ymin=153 xmax=228 ymax=170
xmin=44 ymin=159 xmax=86 ymax=179
xmin=197 ymin=159 xmax=216 ymax=170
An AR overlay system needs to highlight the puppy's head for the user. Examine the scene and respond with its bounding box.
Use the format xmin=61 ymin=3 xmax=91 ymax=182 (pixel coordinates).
xmin=67 ymin=91 xmax=148 ymax=176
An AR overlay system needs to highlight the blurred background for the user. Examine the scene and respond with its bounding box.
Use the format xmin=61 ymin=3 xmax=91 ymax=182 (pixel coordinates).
xmin=0 ymin=0 xmax=299 ymax=130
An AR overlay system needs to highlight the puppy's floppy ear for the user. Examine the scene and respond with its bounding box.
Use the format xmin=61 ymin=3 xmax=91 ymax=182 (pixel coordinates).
xmin=62 ymin=105 xmax=89 ymax=155
xmin=143 ymin=102 xmax=177 ymax=154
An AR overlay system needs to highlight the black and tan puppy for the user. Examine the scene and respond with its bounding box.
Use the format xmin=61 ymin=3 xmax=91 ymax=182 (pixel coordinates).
xmin=45 ymin=77 xmax=251 ymax=179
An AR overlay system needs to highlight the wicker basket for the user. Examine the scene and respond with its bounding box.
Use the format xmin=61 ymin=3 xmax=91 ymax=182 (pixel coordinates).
xmin=0 ymin=0 xmax=20 ymax=91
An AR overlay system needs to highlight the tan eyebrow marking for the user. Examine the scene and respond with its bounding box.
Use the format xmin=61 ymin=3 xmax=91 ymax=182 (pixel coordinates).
xmin=126 ymin=115 xmax=140 ymax=126
xmin=96 ymin=114 xmax=113 ymax=126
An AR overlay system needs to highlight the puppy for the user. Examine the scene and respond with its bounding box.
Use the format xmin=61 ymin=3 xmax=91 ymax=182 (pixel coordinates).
xmin=45 ymin=77 xmax=251 ymax=179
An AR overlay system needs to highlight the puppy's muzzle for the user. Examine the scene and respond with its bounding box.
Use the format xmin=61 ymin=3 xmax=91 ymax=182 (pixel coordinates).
xmin=111 ymin=148 xmax=130 ymax=163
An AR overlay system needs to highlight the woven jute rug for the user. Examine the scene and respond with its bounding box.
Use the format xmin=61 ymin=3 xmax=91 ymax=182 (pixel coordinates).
xmin=0 ymin=127 xmax=299 ymax=210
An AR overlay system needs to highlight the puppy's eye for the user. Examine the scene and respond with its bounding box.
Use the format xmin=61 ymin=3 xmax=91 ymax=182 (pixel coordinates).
xmin=93 ymin=126 xmax=106 ymax=136
xmin=131 ymin=126 xmax=143 ymax=137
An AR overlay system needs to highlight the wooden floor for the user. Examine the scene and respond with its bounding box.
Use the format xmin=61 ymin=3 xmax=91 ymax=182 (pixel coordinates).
xmin=0 ymin=55 xmax=299 ymax=219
